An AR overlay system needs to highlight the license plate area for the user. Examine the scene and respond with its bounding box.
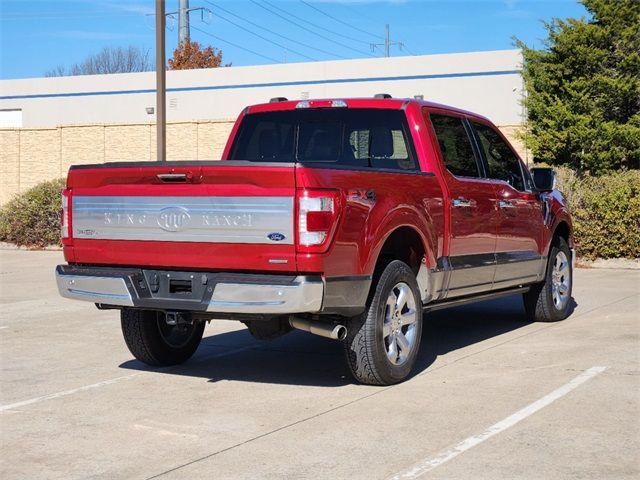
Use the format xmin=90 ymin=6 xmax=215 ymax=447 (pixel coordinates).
xmin=139 ymin=270 xmax=210 ymax=302
xmin=169 ymin=279 xmax=192 ymax=294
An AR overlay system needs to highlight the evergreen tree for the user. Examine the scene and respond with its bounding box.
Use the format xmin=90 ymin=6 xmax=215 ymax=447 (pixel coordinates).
xmin=518 ymin=0 xmax=640 ymax=174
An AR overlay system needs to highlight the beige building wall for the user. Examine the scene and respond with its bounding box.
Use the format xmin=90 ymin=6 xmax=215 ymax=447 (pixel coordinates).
xmin=0 ymin=121 xmax=524 ymax=205
xmin=0 ymin=120 xmax=235 ymax=204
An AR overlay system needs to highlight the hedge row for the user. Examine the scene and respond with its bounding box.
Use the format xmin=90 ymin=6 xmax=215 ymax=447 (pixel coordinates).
xmin=555 ymin=168 xmax=640 ymax=259
xmin=0 ymin=178 xmax=66 ymax=248
xmin=0 ymin=172 xmax=638 ymax=259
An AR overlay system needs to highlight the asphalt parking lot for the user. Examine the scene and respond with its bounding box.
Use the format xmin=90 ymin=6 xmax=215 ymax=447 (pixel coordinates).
xmin=1 ymin=249 xmax=638 ymax=479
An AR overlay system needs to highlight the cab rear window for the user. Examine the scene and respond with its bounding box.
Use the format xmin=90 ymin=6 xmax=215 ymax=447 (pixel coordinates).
xmin=229 ymin=109 xmax=417 ymax=170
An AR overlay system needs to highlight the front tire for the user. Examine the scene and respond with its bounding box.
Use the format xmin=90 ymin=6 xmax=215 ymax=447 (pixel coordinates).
xmin=523 ymin=236 xmax=573 ymax=322
xmin=121 ymin=309 xmax=205 ymax=366
xmin=344 ymin=260 xmax=423 ymax=386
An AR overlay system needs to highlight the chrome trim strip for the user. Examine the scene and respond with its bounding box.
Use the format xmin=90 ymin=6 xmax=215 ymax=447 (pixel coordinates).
xmin=72 ymin=195 xmax=294 ymax=244
xmin=207 ymin=277 xmax=324 ymax=314
xmin=56 ymin=272 xmax=134 ymax=307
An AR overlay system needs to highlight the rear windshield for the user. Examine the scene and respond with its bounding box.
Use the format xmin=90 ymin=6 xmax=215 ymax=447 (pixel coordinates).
xmin=228 ymin=109 xmax=417 ymax=170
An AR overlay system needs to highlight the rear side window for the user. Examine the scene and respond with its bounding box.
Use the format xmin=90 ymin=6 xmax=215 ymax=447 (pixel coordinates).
xmin=472 ymin=121 xmax=525 ymax=191
xmin=229 ymin=109 xmax=417 ymax=171
xmin=429 ymin=114 xmax=480 ymax=178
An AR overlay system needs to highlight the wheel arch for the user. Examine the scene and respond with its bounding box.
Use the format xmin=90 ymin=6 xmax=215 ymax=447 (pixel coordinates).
xmin=553 ymin=220 xmax=571 ymax=246
xmin=365 ymin=221 xmax=438 ymax=304
xmin=374 ymin=225 xmax=427 ymax=275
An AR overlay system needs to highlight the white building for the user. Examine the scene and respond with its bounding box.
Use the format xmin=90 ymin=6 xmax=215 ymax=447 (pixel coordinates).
xmin=0 ymin=49 xmax=523 ymax=128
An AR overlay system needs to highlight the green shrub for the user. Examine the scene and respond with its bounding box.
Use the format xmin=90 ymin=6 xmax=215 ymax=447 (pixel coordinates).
xmin=556 ymin=168 xmax=640 ymax=259
xmin=0 ymin=178 xmax=66 ymax=248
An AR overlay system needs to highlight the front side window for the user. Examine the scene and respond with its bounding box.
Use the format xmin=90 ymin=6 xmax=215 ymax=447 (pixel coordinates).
xmin=429 ymin=114 xmax=480 ymax=178
xmin=229 ymin=109 xmax=416 ymax=170
xmin=472 ymin=122 xmax=525 ymax=191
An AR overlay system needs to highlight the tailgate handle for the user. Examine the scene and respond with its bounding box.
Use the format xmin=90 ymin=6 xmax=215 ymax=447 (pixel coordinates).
xmin=157 ymin=173 xmax=188 ymax=183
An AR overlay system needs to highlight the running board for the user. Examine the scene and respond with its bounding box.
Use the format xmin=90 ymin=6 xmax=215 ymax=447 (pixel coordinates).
xmin=424 ymin=286 xmax=530 ymax=313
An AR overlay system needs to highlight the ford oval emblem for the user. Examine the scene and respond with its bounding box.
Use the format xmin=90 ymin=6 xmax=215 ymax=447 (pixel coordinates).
xmin=267 ymin=232 xmax=286 ymax=242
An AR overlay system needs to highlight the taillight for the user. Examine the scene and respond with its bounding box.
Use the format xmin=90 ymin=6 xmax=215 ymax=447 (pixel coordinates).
xmin=297 ymin=190 xmax=341 ymax=253
xmin=61 ymin=188 xmax=71 ymax=240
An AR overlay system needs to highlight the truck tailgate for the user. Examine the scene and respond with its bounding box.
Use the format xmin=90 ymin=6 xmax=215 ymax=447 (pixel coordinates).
xmin=65 ymin=162 xmax=297 ymax=272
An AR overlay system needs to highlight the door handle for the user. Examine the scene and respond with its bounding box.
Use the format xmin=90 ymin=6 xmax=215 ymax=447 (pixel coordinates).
xmin=498 ymin=200 xmax=516 ymax=209
xmin=452 ymin=198 xmax=472 ymax=208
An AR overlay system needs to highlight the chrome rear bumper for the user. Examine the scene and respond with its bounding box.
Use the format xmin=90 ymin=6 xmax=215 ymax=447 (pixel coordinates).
xmin=56 ymin=265 xmax=323 ymax=314
xmin=57 ymin=273 xmax=134 ymax=307
xmin=206 ymin=281 xmax=322 ymax=313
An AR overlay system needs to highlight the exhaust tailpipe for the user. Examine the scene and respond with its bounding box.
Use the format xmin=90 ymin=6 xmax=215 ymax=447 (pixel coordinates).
xmin=289 ymin=317 xmax=347 ymax=341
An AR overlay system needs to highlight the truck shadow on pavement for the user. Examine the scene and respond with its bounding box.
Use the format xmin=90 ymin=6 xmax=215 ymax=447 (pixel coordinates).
xmin=119 ymin=294 xmax=576 ymax=387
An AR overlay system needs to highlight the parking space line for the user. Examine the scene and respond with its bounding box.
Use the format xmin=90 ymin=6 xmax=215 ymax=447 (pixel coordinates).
xmin=388 ymin=366 xmax=607 ymax=480
xmin=0 ymin=345 xmax=255 ymax=413
xmin=0 ymin=373 xmax=144 ymax=412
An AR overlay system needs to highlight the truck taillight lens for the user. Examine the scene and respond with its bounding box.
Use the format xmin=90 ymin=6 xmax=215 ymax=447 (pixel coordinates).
xmin=297 ymin=190 xmax=341 ymax=253
xmin=61 ymin=189 xmax=71 ymax=239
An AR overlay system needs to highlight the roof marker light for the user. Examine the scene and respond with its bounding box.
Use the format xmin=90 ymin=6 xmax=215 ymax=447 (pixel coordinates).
xmin=296 ymin=100 xmax=347 ymax=109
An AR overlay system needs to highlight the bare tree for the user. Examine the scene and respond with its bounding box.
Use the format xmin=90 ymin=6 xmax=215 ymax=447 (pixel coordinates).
xmin=45 ymin=46 xmax=153 ymax=77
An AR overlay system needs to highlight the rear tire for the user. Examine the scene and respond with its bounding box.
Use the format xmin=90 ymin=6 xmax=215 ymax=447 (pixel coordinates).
xmin=344 ymin=260 xmax=423 ymax=386
xmin=120 ymin=309 xmax=205 ymax=366
xmin=523 ymin=236 xmax=573 ymax=323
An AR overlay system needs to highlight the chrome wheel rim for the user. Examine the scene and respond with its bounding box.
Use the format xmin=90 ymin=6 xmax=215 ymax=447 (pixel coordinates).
xmin=382 ymin=282 xmax=418 ymax=366
xmin=551 ymin=251 xmax=570 ymax=310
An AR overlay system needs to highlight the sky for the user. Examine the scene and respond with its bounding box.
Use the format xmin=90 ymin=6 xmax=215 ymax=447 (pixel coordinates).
xmin=0 ymin=0 xmax=589 ymax=80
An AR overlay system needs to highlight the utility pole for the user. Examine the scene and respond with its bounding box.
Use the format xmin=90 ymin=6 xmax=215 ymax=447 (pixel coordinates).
xmin=156 ymin=0 xmax=166 ymax=162
xmin=384 ymin=24 xmax=390 ymax=58
xmin=371 ymin=24 xmax=404 ymax=58
xmin=167 ymin=1 xmax=209 ymax=46
xmin=178 ymin=0 xmax=190 ymax=44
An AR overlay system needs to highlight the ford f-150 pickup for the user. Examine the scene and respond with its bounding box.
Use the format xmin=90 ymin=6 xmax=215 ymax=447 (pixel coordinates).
xmin=56 ymin=95 xmax=574 ymax=385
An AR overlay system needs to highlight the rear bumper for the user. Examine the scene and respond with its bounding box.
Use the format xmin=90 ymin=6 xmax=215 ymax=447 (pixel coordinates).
xmin=55 ymin=265 xmax=323 ymax=314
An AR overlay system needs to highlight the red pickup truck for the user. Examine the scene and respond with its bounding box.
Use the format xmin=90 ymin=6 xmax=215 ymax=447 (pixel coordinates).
xmin=56 ymin=95 xmax=574 ymax=385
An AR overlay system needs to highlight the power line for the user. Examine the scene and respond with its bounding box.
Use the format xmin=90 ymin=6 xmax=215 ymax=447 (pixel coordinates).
xmin=299 ymin=0 xmax=383 ymax=41
xmin=403 ymin=44 xmax=418 ymax=56
xmin=211 ymin=9 xmax=317 ymax=61
xmin=190 ymin=24 xmax=280 ymax=63
xmin=251 ymin=0 xmax=376 ymax=58
xmin=205 ymin=1 xmax=346 ymax=60
xmin=262 ymin=0 xmax=372 ymax=46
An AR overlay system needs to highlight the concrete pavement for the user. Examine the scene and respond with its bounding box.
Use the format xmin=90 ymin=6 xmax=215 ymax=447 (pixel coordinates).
xmin=1 ymin=249 xmax=638 ymax=479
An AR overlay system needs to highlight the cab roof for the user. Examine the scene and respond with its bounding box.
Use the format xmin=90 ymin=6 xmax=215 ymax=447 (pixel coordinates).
xmin=245 ymin=97 xmax=491 ymax=123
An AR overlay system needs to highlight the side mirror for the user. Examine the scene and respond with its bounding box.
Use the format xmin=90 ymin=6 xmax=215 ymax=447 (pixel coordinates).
xmin=531 ymin=167 xmax=556 ymax=192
